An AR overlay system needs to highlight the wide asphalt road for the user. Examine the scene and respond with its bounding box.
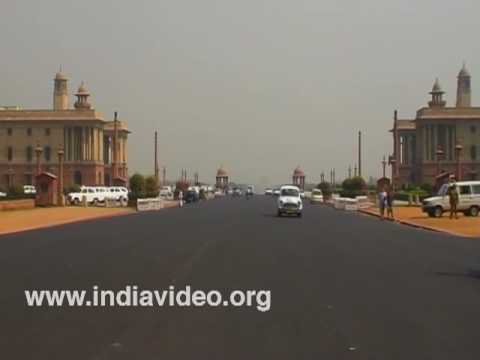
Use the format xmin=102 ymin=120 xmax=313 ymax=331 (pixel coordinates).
xmin=1 ymin=196 xmax=480 ymax=359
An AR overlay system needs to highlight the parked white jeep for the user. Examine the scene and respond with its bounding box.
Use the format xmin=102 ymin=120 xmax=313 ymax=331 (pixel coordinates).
xmin=68 ymin=186 xmax=100 ymax=205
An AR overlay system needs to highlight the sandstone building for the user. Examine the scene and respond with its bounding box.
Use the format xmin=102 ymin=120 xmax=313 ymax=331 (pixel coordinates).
xmin=391 ymin=64 xmax=480 ymax=186
xmin=0 ymin=71 xmax=130 ymax=190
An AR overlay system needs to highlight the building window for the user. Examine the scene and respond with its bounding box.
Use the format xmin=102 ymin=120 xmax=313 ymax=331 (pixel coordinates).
xmin=45 ymin=128 xmax=51 ymax=136
xmin=27 ymin=128 xmax=32 ymax=136
xmin=26 ymin=146 xmax=33 ymax=162
xmin=7 ymin=128 xmax=12 ymax=136
xmin=74 ymin=171 xmax=82 ymax=185
xmin=44 ymin=146 xmax=51 ymax=162
xmin=7 ymin=146 xmax=13 ymax=161
xmin=24 ymin=174 xmax=33 ymax=186
xmin=471 ymin=145 xmax=477 ymax=160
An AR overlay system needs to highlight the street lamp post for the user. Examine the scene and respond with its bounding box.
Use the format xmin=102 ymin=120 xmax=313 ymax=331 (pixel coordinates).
xmin=382 ymin=156 xmax=387 ymax=178
xmin=57 ymin=147 xmax=64 ymax=206
xmin=389 ymin=157 xmax=397 ymax=191
xmin=455 ymin=144 xmax=463 ymax=181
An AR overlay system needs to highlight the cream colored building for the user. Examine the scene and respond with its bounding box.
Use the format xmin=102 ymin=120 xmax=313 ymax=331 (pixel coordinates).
xmin=0 ymin=71 xmax=130 ymax=190
xmin=391 ymin=64 xmax=480 ymax=186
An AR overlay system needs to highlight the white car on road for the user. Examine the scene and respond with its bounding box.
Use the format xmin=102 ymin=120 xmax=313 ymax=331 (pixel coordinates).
xmin=310 ymin=189 xmax=323 ymax=204
xmin=277 ymin=185 xmax=303 ymax=217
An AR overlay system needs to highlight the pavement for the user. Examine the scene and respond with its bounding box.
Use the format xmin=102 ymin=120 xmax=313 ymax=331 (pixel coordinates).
xmin=0 ymin=206 xmax=134 ymax=236
xmin=361 ymin=206 xmax=480 ymax=238
xmin=1 ymin=196 xmax=480 ymax=359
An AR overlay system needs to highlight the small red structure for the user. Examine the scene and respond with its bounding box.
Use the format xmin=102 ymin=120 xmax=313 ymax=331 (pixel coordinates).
xmin=35 ymin=172 xmax=58 ymax=206
xmin=216 ymin=166 xmax=229 ymax=189
xmin=292 ymin=166 xmax=306 ymax=190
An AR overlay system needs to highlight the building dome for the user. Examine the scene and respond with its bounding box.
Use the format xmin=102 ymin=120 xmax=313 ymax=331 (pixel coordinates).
xmin=459 ymin=63 xmax=471 ymax=78
xmin=76 ymin=82 xmax=89 ymax=95
xmin=431 ymin=78 xmax=443 ymax=93
xmin=293 ymin=166 xmax=305 ymax=177
xmin=217 ymin=166 xmax=228 ymax=177
xmin=55 ymin=71 xmax=67 ymax=80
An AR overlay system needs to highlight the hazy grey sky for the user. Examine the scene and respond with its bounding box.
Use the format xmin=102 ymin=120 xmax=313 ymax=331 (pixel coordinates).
xmin=1 ymin=0 xmax=478 ymax=186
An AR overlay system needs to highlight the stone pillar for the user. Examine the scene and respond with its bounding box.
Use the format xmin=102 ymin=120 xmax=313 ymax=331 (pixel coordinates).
xmin=35 ymin=145 xmax=43 ymax=180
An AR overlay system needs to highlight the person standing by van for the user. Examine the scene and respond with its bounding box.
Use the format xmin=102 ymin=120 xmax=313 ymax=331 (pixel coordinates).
xmin=386 ymin=186 xmax=395 ymax=220
xmin=178 ymin=190 xmax=184 ymax=208
xmin=447 ymin=183 xmax=459 ymax=219
xmin=378 ymin=187 xmax=387 ymax=220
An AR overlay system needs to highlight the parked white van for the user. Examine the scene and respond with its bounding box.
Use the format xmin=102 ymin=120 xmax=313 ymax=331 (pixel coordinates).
xmin=106 ymin=187 xmax=129 ymax=201
xmin=422 ymin=181 xmax=480 ymax=217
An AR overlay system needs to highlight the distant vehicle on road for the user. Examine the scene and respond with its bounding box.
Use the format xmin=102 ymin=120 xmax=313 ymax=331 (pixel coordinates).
xmin=277 ymin=185 xmax=303 ymax=217
xmin=422 ymin=181 xmax=480 ymax=217
xmin=233 ymin=188 xmax=242 ymax=197
xmin=273 ymin=188 xmax=280 ymax=196
xmin=185 ymin=190 xmax=199 ymax=203
xmin=0 ymin=191 xmax=6 ymax=198
xmin=246 ymin=186 xmax=254 ymax=199
xmin=159 ymin=186 xmax=173 ymax=199
xmin=265 ymin=188 xmax=273 ymax=195
xmin=300 ymin=190 xmax=305 ymax=199
xmin=310 ymin=189 xmax=323 ymax=204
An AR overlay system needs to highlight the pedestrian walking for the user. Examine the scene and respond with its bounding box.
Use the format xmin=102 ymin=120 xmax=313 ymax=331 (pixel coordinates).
xmin=378 ymin=187 xmax=387 ymax=220
xmin=447 ymin=182 xmax=459 ymax=219
xmin=386 ymin=186 xmax=394 ymax=220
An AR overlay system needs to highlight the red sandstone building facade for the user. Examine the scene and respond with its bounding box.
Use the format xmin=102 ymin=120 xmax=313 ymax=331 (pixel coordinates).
xmin=0 ymin=71 xmax=130 ymax=190
xmin=391 ymin=64 xmax=480 ymax=187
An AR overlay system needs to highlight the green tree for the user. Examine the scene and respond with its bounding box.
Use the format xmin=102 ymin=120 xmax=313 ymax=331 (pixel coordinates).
xmin=145 ymin=176 xmax=159 ymax=198
xmin=341 ymin=176 xmax=367 ymax=198
xmin=129 ymin=173 xmax=145 ymax=199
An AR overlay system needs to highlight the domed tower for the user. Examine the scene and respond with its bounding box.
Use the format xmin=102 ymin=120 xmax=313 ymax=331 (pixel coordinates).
xmin=53 ymin=69 xmax=69 ymax=110
xmin=456 ymin=63 xmax=471 ymax=108
xmin=428 ymin=78 xmax=446 ymax=108
xmin=292 ymin=166 xmax=305 ymax=190
xmin=216 ymin=166 xmax=229 ymax=189
xmin=74 ymin=82 xmax=92 ymax=110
